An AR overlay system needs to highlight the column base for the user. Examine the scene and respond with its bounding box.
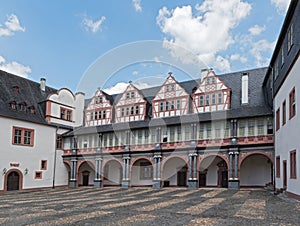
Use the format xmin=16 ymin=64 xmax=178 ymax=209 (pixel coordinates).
xmin=228 ymin=180 xmax=239 ymax=190
xmin=121 ymin=180 xmax=130 ymax=188
xmin=152 ymin=180 xmax=162 ymax=189
xmin=188 ymin=180 xmax=198 ymax=189
xmin=94 ymin=180 xmax=102 ymax=188
xmin=69 ymin=180 xmax=77 ymax=188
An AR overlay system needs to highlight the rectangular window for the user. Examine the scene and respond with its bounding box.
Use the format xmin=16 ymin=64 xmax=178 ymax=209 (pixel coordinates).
xmin=267 ymin=118 xmax=273 ymax=135
xmin=126 ymin=107 xmax=129 ymax=116
xmin=140 ymin=161 xmax=152 ymax=180
xmin=257 ymin=118 xmax=264 ymax=136
xmin=94 ymin=111 xmax=98 ymax=120
xmin=171 ymin=100 xmax=175 ymax=110
xmin=282 ymin=100 xmax=286 ymax=125
xmin=290 ymin=150 xmax=297 ymax=179
xmin=131 ymin=92 xmax=135 ymax=98
xmin=90 ymin=112 xmax=93 ymax=121
xmin=160 ymin=102 xmax=164 ymax=111
xmin=218 ymin=93 xmax=223 ymax=104
xmin=171 ymin=84 xmax=175 ymax=91
xmin=248 ymin=119 xmax=255 ymax=136
xmin=56 ymin=135 xmax=62 ymax=149
xmin=215 ymin=123 xmax=221 ymax=139
xmin=169 ymin=127 xmax=175 ymax=142
xmin=289 ymin=88 xmax=296 ymax=119
xmin=276 ymin=156 xmax=280 ymax=178
xmin=126 ymin=93 xmax=130 ymax=99
xmin=281 ymin=47 xmax=284 ymax=66
xmin=198 ymin=124 xmax=204 ymax=140
xmin=66 ymin=110 xmax=72 ymax=121
xmin=184 ymin=125 xmax=190 ymax=141
xmin=130 ymin=106 xmax=134 ymax=115
xmin=135 ymin=106 xmax=139 ymax=115
xmin=274 ymin=61 xmax=279 ymax=79
xmin=121 ymin=108 xmax=124 ymax=117
xmin=35 ymin=171 xmax=42 ymax=179
xmin=165 ymin=101 xmax=169 ymax=111
xmin=41 ymin=160 xmax=47 ymax=170
xmin=176 ymin=99 xmax=181 ymax=109
xmin=151 ymin=129 xmax=156 ymax=144
xmin=12 ymin=127 xmax=34 ymax=146
xmin=60 ymin=108 xmax=65 ymax=119
xmin=207 ymin=124 xmax=212 ymax=139
xmin=60 ymin=107 xmax=72 ymax=121
xmin=212 ymin=93 xmax=216 ymax=105
xmin=177 ymin=126 xmax=182 ymax=141
xmin=199 ymin=95 xmax=204 ymax=106
xmin=206 ymin=95 xmax=210 ymax=106
xmin=276 ymin=108 xmax=280 ymax=131
xmin=238 ymin=120 xmax=245 ymax=137
xmin=103 ymin=110 xmax=106 ymax=119
xmin=288 ymin=23 xmax=293 ymax=51
xmin=138 ymin=130 xmax=143 ymax=144
xmin=224 ymin=121 xmax=230 ymax=138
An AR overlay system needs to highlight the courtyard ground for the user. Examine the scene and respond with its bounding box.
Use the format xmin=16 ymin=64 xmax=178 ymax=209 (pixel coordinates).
xmin=0 ymin=187 xmax=299 ymax=225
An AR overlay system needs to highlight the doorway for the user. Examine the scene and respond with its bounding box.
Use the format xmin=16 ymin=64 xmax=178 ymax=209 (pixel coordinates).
xmin=82 ymin=171 xmax=90 ymax=186
xmin=221 ymin=170 xmax=228 ymax=188
xmin=283 ymin=160 xmax=287 ymax=190
xmin=199 ymin=172 xmax=206 ymax=187
xmin=7 ymin=171 xmax=20 ymax=191
xmin=177 ymin=169 xmax=187 ymax=186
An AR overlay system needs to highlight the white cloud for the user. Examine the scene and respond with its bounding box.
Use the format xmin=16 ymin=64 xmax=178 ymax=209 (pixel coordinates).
xmin=0 ymin=14 xmax=25 ymax=36
xmin=248 ymin=25 xmax=265 ymax=36
xmin=83 ymin=16 xmax=106 ymax=33
xmin=103 ymin=82 xmax=128 ymax=95
xmin=250 ymin=39 xmax=275 ymax=67
xmin=103 ymin=80 xmax=156 ymax=95
xmin=0 ymin=55 xmax=31 ymax=78
xmin=132 ymin=70 xmax=139 ymax=75
xmin=156 ymin=0 xmax=251 ymax=72
xmin=271 ymin=0 xmax=291 ymax=13
xmin=230 ymin=54 xmax=247 ymax=63
xmin=132 ymin=0 xmax=142 ymax=12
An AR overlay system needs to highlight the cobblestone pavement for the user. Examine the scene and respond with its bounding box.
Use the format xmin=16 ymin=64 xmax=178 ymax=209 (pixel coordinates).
xmin=0 ymin=187 xmax=299 ymax=226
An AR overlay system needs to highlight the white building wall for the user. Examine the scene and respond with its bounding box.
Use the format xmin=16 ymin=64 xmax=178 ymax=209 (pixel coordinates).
xmin=0 ymin=117 xmax=68 ymax=191
xmin=275 ymin=56 xmax=300 ymax=195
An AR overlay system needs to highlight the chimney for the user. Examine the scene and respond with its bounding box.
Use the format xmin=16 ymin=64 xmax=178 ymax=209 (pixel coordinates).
xmin=241 ymin=72 xmax=248 ymax=104
xmin=40 ymin=78 xmax=46 ymax=92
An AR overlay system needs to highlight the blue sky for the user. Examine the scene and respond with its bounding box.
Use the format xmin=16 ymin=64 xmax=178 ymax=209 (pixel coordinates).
xmin=0 ymin=0 xmax=291 ymax=97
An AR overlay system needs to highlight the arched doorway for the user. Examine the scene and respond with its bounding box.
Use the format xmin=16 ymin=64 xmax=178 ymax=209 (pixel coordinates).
xmin=131 ymin=159 xmax=153 ymax=187
xmin=103 ymin=160 xmax=122 ymax=187
xmin=163 ymin=157 xmax=187 ymax=187
xmin=5 ymin=170 xmax=23 ymax=191
xmin=78 ymin=161 xmax=95 ymax=186
xmin=240 ymin=154 xmax=272 ymax=187
xmin=199 ymin=156 xmax=228 ymax=188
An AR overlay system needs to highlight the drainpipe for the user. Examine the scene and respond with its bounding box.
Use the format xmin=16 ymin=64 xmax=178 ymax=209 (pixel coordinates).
xmin=52 ymin=126 xmax=59 ymax=189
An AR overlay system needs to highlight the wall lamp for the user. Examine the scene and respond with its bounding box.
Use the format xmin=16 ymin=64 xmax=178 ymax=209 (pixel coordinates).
xmin=2 ymin=168 xmax=7 ymax=175
xmin=24 ymin=168 xmax=29 ymax=175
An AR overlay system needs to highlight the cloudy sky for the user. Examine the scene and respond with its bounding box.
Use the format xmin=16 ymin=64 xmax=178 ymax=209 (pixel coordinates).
xmin=0 ymin=0 xmax=291 ymax=96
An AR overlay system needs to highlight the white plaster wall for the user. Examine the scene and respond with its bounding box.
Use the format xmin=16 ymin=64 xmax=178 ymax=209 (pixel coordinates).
xmin=131 ymin=164 xmax=153 ymax=186
xmin=240 ymin=155 xmax=271 ymax=186
xmin=200 ymin=157 xmax=221 ymax=186
xmin=74 ymin=92 xmax=85 ymax=127
xmin=0 ymin=117 xmax=68 ymax=190
xmin=104 ymin=161 xmax=122 ymax=185
xmin=275 ymin=56 xmax=300 ymax=195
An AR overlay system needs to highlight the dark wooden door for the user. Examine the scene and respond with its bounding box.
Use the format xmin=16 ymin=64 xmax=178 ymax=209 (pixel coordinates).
xmin=283 ymin=160 xmax=287 ymax=189
xmin=82 ymin=171 xmax=89 ymax=186
xmin=177 ymin=171 xmax=186 ymax=186
xmin=221 ymin=171 xmax=228 ymax=188
xmin=199 ymin=173 xmax=206 ymax=187
xmin=7 ymin=172 xmax=19 ymax=191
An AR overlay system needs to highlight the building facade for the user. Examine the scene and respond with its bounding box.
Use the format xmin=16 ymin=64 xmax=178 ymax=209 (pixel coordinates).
xmin=63 ymin=68 xmax=274 ymax=190
xmin=264 ymin=0 xmax=300 ymax=200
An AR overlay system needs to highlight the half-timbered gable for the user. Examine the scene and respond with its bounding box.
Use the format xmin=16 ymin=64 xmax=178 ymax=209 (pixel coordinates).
xmin=114 ymin=83 xmax=147 ymax=123
xmin=85 ymin=88 xmax=113 ymax=126
xmin=193 ymin=69 xmax=231 ymax=113
xmin=152 ymin=73 xmax=190 ymax=118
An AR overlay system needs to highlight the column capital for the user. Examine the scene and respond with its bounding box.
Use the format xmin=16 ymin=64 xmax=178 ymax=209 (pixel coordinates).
xmin=122 ymin=156 xmax=131 ymax=160
xmin=234 ymin=151 xmax=239 ymax=155
xmin=229 ymin=151 xmax=234 ymax=155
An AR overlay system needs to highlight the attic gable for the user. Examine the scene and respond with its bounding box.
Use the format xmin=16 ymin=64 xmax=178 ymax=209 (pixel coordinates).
xmin=86 ymin=88 xmax=112 ymax=110
xmin=115 ymin=83 xmax=146 ymax=106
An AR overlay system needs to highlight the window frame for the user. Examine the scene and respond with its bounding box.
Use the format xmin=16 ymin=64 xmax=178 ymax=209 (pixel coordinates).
xmin=12 ymin=126 xmax=34 ymax=147
xmin=290 ymin=150 xmax=297 ymax=179
xmin=276 ymin=108 xmax=280 ymax=131
xmin=276 ymin=156 xmax=280 ymax=178
xmin=289 ymin=87 xmax=296 ymax=119
xmin=41 ymin=160 xmax=47 ymax=170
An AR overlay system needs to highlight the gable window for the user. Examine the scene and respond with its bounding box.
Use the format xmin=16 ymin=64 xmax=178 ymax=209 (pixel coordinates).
xmin=290 ymin=150 xmax=296 ymax=179
xmin=131 ymin=92 xmax=135 ymax=98
xmin=171 ymin=100 xmax=175 ymax=110
xmin=289 ymin=87 xmax=296 ymax=119
xmin=41 ymin=160 xmax=47 ymax=170
xmin=199 ymin=95 xmax=204 ymax=107
xmin=121 ymin=108 xmax=124 ymax=117
xmin=103 ymin=110 xmax=106 ymax=119
xmin=12 ymin=127 xmax=34 ymax=146
xmin=135 ymin=106 xmax=139 ymax=114
xmin=212 ymin=77 xmax=216 ymax=84
xmin=218 ymin=93 xmax=223 ymax=104
xmin=287 ymin=23 xmax=293 ymax=52
xmin=160 ymin=102 xmax=164 ymax=111
xmin=126 ymin=107 xmax=129 ymax=116
xmin=206 ymin=95 xmax=210 ymax=106
xmin=29 ymin=106 xmax=35 ymax=114
xmin=99 ymin=111 xmax=102 ymax=119
xmin=176 ymin=99 xmax=180 ymax=109
xmin=130 ymin=106 xmax=134 ymax=115
xmin=19 ymin=102 xmax=27 ymax=112
xmin=10 ymin=101 xmax=17 ymax=110
xmin=99 ymin=97 xmax=103 ymax=103
xmin=166 ymin=85 xmax=169 ymax=92
xmin=90 ymin=112 xmax=93 ymax=121
xmin=276 ymin=156 xmax=280 ymax=178
xmin=276 ymin=108 xmax=280 ymax=131
xmin=126 ymin=93 xmax=130 ymax=99
xmin=212 ymin=93 xmax=216 ymax=105
xmin=60 ymin=108 xmax=72 ymax=121
xmin=94 ymin=111 xmax=98 ymax=120
xmin=282 ymin=100 xmax=286 ymax=125
xmin=206 ymin=78 xmax=210 ymax=85
xmin=165 ymin=101 xmax=169 ymax=111
xmin=171 ymin=84 xmax=175 ymax=91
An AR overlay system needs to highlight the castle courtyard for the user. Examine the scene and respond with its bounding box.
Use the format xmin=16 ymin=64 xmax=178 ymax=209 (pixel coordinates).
xmin=0 ymin=187 xmax=299 ymax=225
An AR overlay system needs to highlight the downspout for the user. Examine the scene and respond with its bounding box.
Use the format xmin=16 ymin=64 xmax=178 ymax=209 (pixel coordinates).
xmin=52 ymin=126 xmax=59 ymax=189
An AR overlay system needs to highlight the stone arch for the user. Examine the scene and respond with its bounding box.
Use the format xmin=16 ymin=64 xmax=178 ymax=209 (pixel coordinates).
xmin=239 ymin=152 xmax=273 ymax=187
xmin=78 ymin=161 xmax=95 ymax=186
xmin=131 ymin=156 xmax=153 ymax=167
xmin=198 ymin=154 xmax=228 ymax=188
xmin=162 ymin=156 xmax=188 ymax=187
xmin=131 ymin=158 xmax=153 ymax=187
xmin=239 ymin=151 xmax=273 ymax=168
xmin=161 ymin=155 xmax=188 ymax=170
xmin=103 ymin=159 xmax=123 ymax=186
xmin=4 ymin=169 xmax=23 ymax=191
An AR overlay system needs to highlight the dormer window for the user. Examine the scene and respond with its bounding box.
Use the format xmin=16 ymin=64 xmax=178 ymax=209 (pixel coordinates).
xmin=126 ymin=93 xmax=130 ymax=99
xmin=131 ymin=92 xmax=135 ymax=98
xmin=12 ymin=86 xmax=19 ymax=93
xmin=206 ymin=78 xmax=211 ymax=85
xmin=29 ymin=106 xmax=35 ymax=114
xmin=10 ymin=101 xmax=17 ymax=110
xmin=95 ymin=96 xmax=103 ymax=104
xmin=166 ymin=84 xmax=175 ymax=92
xmin=19 ymin=102 xmax=27 ymax=112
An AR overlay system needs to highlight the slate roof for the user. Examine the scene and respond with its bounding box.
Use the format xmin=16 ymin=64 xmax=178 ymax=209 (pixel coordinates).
xmin=65 ymin=67 xmax=272 ymax=136
xmin=0 ymin=70 xmax=57 ymax=125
